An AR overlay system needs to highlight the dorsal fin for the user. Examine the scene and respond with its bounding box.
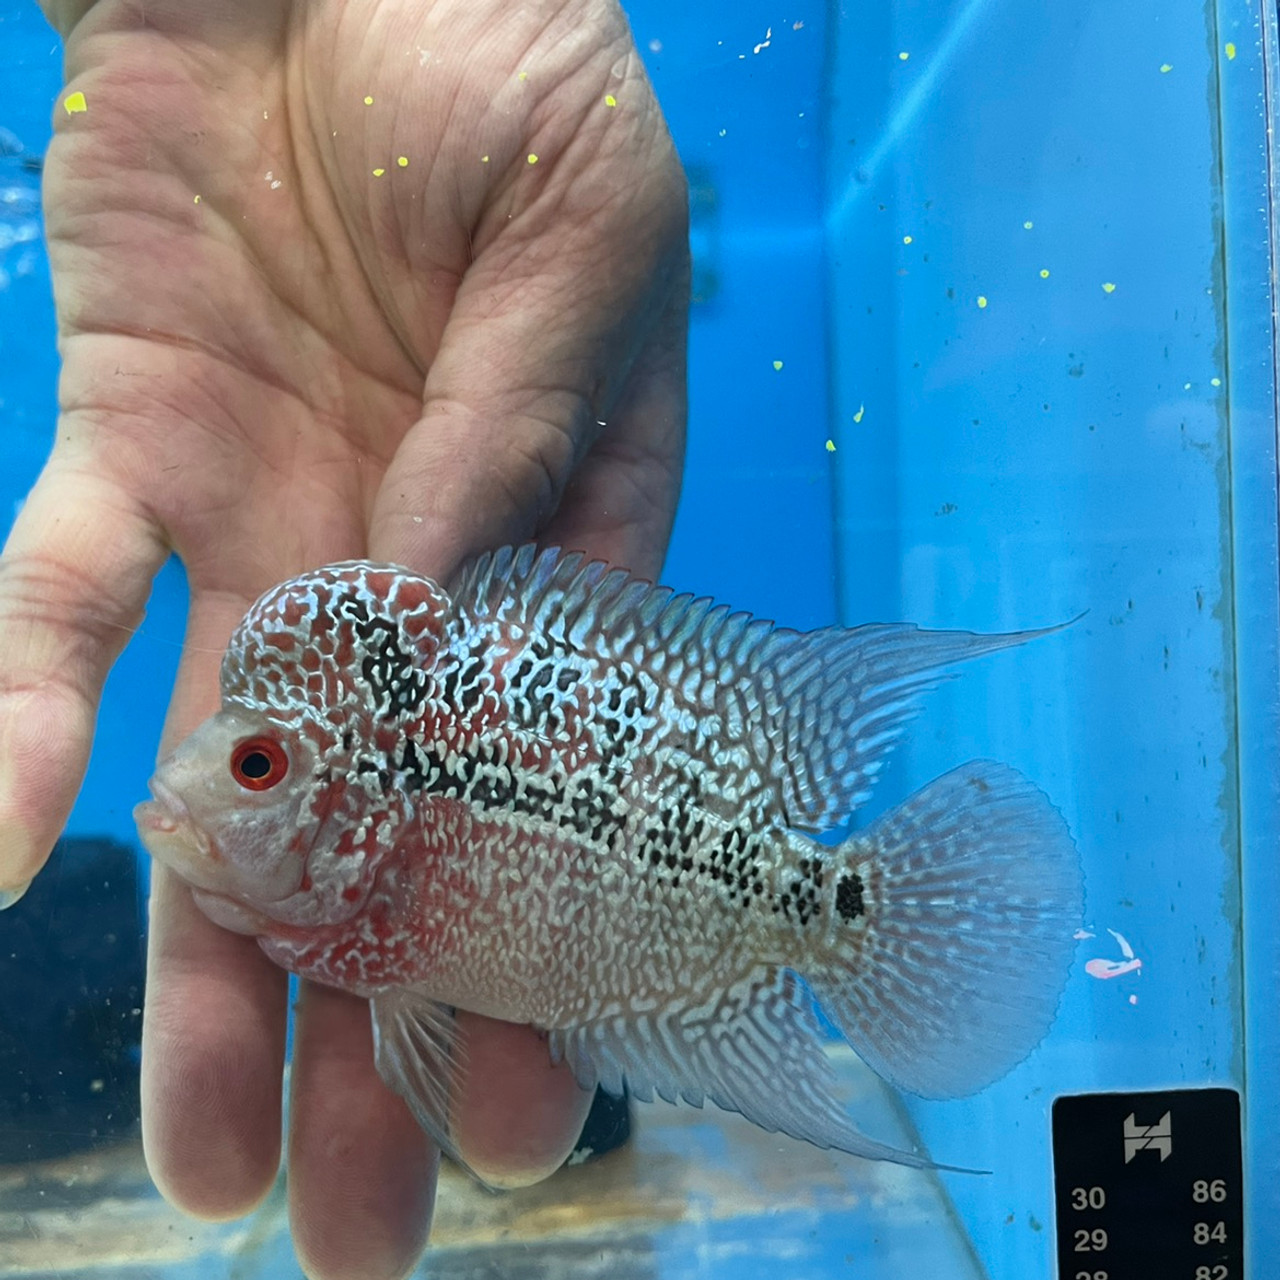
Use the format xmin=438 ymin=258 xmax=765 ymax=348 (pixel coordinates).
xmin=448 ymin=545 xmax=1059 ymax=829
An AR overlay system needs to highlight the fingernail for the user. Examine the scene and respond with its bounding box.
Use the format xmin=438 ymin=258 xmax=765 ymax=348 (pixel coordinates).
xmin=0 ymin=878 xmax=31 ymax=910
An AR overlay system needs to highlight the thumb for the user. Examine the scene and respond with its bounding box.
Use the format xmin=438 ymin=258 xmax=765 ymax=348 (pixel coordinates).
xmin=0 ymin=456 xmax=166 ymax=903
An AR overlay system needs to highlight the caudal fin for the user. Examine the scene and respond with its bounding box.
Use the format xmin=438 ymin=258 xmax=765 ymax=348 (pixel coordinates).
xmin=808 ymin=760 xmax=1082 ymax=1100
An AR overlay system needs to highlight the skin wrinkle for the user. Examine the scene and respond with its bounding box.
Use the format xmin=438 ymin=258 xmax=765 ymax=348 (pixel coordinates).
xmin=0 ymin=549 xmax=148 ymax=644
xmin=465 ymin=145 xmax=685 ymax=341
xmin=522 ymin=46 xmax=647 ymax=199
xmin=195 ymin=281 xmax=398 ymax=438
xmin=474 ymin=140 xmax=655 ymax=283
xmin=57 ymin=329 xmax=417 ymax=481
xmin=348 ymin=6 xmax=655 ymax=304
xmin=285 ymin=71 xmax=426 ymax=381
xmin=124 ymin=387 xmax=373 ymax=588
xmin=420 ymin=419 xmax=566 ymax=538
xmin=73 ymin=0 xmax=289 ymax=56
xmin=495 ymin=418 xmax=582 ymax=527
xmin=58 ymin=402 xmax=292 ymax=532
xmin=16 ymin=453 xmax=163 ymax=541
xmin=50 ymin=194 xmax=210 ymax=261
xmin=0 ymin=576 xmax=156 ymax=650
xmin=470 ymin=71 xmax=677 ymax=262
xmin=52 ymin=61 xmax=414 ymax=398
xmin=56 ymin=43 xmax=280 ymax=205
xmin=0 ymin=673 xmax=98 ymax=735
xmin=294 ymin=14 xmax=463 ymax=368
xmin=442 ymin=263 xmax=686 ymax=555
xmin=59 ymin=321 xmax=330 ymax=412
xmin=572 ymin=442 xmax=680 ymax=537
xmin=346 ymin=154 xmax=463 ymax=359
xmin=0 ymin=503 xmax=163 ymax=658
xmin=52 ymin=223 xmax=367 ymax=413
xmin=417 ymin=388 xmax=590 ymax=498
xmin=350 ymin=67 xmax=455 ymax=271
xmin=244 ymin=227 xmax=419 ymax=404
xmin=434 ymin=273 xmax=644 ymax=395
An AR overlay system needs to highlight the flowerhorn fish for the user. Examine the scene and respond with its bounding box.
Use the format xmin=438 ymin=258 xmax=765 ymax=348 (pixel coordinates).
xmin=134 ymin=545 xmax=1082 ymax=1177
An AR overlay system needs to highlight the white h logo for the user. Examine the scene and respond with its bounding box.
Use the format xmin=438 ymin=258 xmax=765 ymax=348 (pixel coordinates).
xmin=1123 ymin=1111 xmax=1173 ymax=1163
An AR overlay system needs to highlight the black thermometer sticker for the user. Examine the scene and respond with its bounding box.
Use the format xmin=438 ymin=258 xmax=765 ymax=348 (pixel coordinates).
xmin=1052 ymin=1089 xmax=1244 ymax=1280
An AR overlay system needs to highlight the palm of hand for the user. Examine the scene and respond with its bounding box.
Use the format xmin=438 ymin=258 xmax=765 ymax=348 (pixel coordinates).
xmin=4 ymin=2 xmax=688 ymax=1277
xmin=48 ymin=0 xmax=684 ymax=583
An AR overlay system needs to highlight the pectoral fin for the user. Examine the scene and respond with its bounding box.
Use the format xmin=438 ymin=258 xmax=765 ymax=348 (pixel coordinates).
xmin=369 ymin=986 xmax=496 ymax=1189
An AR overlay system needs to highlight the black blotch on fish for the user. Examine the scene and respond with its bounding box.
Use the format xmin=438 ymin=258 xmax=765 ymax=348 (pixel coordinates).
xmin=355 ymin=759 xmax=393 ymax=791
xmin=337 ymin=592 xmax=429 ymax=719
xmin=397 ymin=740 xmax=428 ymax=791
xmin=835 ymin=872 xmax=865 ymax=922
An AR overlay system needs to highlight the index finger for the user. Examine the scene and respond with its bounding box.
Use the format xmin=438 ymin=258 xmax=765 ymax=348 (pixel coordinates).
xmin=0 ymin=454 xmax=166 ymax=901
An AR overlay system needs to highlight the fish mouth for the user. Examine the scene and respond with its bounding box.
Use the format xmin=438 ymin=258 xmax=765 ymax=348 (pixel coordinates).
xmin=139 ymin=774 xmax=183 ymax=812
xmin=134 ymin=779 xmax=217 ymax=881
xmin=135 ymin=777 xmax=197 ymax=842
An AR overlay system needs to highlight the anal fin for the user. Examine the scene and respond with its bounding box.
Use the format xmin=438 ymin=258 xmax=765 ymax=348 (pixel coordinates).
xmin=548 ymin=970 xmax=972 ymax=1172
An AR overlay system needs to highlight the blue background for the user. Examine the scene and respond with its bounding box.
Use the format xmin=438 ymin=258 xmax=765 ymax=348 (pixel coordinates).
xmin=3 ymin=1 xmax=1278 ymax=1277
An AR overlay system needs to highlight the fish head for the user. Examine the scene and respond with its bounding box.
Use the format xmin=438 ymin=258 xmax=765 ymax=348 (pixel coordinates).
xmin=135 ymin=560 xmax=452 ymax=930
xmin=135 ymin=705 xmax=320 ymax=909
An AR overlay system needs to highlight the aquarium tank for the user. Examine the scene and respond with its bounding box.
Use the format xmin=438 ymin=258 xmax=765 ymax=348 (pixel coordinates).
xmin=1 ymin=1 xmax=1275 ymax=1278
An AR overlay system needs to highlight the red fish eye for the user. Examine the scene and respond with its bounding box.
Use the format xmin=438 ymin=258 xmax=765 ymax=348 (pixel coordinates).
xmin=230 ymin=737 xmax=289 ymax=791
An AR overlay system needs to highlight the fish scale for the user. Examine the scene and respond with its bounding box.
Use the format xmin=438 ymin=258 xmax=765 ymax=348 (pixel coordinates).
xmin=135 ymin=543 xmax=1083 ymax=1180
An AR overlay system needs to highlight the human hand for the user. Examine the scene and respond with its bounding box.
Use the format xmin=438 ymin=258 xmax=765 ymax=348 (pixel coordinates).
xmin=0 ymin=1 xmax=688 ymax=1275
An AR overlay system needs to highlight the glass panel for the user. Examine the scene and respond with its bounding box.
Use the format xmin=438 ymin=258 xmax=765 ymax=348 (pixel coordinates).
xmin=825 ymin=2 xmax=1252 ymax=1274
